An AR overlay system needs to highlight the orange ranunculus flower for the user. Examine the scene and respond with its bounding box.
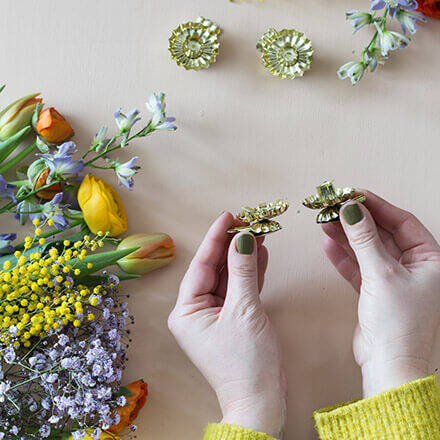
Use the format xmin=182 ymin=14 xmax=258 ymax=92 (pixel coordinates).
xmin=36 ymin=107 xmax=74 ymax=144
xmin=34 ymin=168 xmax=62 ymax=200
xmin=77 ymin=174 xmax=128 ymax=237
xmin=108 ymin=380 xmax=149 ymax=434
xmin=417 ymin=0 xmax=440 ymax=19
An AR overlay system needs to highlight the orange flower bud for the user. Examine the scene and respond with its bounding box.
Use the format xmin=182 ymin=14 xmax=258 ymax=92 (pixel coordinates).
xmin=108 ymin=380 xmax=148 ymax=434
xmin=34 ymin=168 xmax=62 ymax=200
xmin=36 ymin=107 xmax=74 ymax=144
xmin=117 ymin=233 xmax=176 ymax=274
xmin=417 ymin=0 xmax=440 ymax=19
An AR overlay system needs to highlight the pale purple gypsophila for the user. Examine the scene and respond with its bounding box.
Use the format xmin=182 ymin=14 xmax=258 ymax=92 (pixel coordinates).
xmin=0 ymin=279 xmax=132 ymax=439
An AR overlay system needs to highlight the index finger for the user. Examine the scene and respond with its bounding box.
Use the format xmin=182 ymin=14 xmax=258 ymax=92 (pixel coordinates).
xmin=177 ymin=212 xmax=235 ymax=305
xmin=363 ymin=190 xmax=439 ymax=252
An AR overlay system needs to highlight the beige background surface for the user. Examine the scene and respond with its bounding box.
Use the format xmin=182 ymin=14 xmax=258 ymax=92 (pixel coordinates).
xmin=1 ymin=0 xmax=440 ymax=438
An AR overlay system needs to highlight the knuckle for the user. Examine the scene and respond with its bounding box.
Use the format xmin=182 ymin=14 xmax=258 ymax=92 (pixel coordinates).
xmin=231 ymin=296 xmax=260 ymax=320
xmin=229 ymin=263 xmax=257 ymax=279
xmin=349 ymin=228 xmax=378 ymax=249
xmin=167 ymin=311 xmax=179 ymax=334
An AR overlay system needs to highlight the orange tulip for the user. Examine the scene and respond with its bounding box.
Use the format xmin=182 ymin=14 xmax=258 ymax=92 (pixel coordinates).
xmin=34 ymin=168 xmax=62 ymax=200
xmin=108 ymin=380 xmax=148 ymax=434
xmin=36 ymin=107 xmax=74 ymax=144
xmin=117 ymin=233 xmax=176 ymax=274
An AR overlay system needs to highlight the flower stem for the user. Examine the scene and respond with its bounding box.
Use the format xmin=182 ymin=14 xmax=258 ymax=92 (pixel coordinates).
xmin=0 ymin=140 xmax=37 ymax=175
xmin=0 ymin=181 xmax=63 ymax=214
xmin=84 ymin=125 xmax=153 ymax=167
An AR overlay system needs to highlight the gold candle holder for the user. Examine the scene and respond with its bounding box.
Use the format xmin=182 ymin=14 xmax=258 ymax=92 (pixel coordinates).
xmin=228 ymin=200 xmax=289 ymax=236
xmin=302 ymin=181 xmax=366 ymax=223
xmin=257 ymin=28 xmax=314 ymax=79
xmin=169 ymin=17 xmax=221 ymax=70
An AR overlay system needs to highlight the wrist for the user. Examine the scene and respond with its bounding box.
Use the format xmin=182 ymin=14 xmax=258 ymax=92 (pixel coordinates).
xmin=361 ymin=357 xmax=429 ymax=398
xmin=220 ymin=391 xmax=286 ymax=439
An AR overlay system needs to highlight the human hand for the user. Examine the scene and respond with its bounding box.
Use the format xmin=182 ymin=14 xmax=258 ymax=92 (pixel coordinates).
xmin=168 ymin=212 xmax=286 ymax=438
xmin=323 ymin=191 xmax=440 ymax=397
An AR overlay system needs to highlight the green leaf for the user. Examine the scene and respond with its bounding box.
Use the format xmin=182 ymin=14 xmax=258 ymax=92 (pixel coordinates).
xmin=114 ymin=386 xmax=135 ymax=397
xmin=0 ymin=125 xmax=31 ymax=164
xmin=0 ymin=243 xmax=49 ymax=268
xmin=77 ymin=273 xmax=140 ymax=286
xmin=31 ymin=102 xmax=41 ymax=127
xmin=0 ymin=85 xmax=5 ymax=95
xmin=70 ymin=246 xmax=140 ymax=278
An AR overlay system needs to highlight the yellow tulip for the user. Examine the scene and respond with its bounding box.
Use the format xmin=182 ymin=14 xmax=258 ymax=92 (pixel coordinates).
xmin=77 ymin=174 xmax=128 ymax=237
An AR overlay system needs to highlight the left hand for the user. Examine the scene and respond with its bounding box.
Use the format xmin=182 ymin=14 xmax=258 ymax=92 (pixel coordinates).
xmin=168 ymin=212 xmax=286 ymax=438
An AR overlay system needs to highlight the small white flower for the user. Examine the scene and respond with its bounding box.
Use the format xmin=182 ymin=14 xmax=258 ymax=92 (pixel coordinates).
xmin=376 ymin=23 xmax=410 ymax=56
xmin=337 ymin=61 xmax=366 ymax=85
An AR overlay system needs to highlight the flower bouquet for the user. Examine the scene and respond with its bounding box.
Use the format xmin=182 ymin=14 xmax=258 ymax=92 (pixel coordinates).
xmin=0 ymin=86 xmax=177 ymax=439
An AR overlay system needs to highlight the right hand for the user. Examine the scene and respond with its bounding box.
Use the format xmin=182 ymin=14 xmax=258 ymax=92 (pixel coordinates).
xmin=322 ymin=191 xmax=440 ymax=397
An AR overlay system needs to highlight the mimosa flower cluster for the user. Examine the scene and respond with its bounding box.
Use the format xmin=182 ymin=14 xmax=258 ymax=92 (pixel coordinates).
xmin=0 ymin=223 xmax=106 ymax=347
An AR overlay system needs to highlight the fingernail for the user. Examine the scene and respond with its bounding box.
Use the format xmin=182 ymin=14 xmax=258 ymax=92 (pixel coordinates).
xmin=342 ymin=203 xmax=363 ymax=225
xmin=237 ymin=234 xmax=254 ymax=255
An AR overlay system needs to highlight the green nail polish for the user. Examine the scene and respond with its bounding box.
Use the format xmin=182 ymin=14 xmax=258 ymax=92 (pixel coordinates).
xmin=237 ymin=234 xmax=254 ymax=255
xmin=342 ymin=204 xmax=363 ymax=225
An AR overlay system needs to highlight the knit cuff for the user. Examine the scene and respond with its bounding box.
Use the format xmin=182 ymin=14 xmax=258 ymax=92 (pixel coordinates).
xmin=204 ymin=423 xmax=277 ymax=440
xmin=314 ymin=374 xmax=440 ymax=440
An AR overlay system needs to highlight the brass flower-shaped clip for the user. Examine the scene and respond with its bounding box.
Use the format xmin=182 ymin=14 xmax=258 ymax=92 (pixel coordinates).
xmin=228 ymin=200 xmax=289 ymax=236
xmin=169 ymin=17 xmax=221 ymax=70
xmin=302 ymin=181 xmax=366 ymax=224
xmin=257 ymin=28 xmax=314 ymax=79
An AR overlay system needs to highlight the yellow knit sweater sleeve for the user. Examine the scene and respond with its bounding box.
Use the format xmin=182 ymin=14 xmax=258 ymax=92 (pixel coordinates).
xmin=203 ymin=423 xmax=277 ymax=440
xmin=314 ymin=374 xmax=440 ymax=440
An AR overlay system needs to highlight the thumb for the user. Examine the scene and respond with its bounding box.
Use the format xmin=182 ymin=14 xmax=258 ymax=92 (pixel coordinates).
xmin=224 ymin=232 xmax=259 ymax=308
xmin=340 ymin=202 xmax=393 ymax=274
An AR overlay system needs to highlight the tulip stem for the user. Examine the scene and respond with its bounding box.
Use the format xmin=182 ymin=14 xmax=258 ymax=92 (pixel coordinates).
xmin=14 ymin=219 xmax=84 ymax=250
xmin=0 ymin=140 xmax=37 ymax=175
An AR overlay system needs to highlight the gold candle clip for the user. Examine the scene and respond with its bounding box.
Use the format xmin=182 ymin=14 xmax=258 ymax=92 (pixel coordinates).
xmin=302 ymin=181 xmax=366 ymax=223
xmin=228 ymin=200 xmax=289 ymax=236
